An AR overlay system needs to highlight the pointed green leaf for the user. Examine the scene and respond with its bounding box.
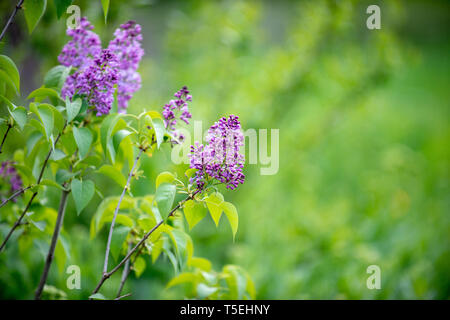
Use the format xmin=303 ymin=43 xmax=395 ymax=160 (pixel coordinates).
xmin=23 ymin=0 xmax=47 ymax=34
xmin=205 ymin=192 xmax=224 ymax=227
xmin=66 ymin=97 xmax=82 ymax=122
xmin=44 ymin=65 xmax=70 ymax=91
xmin=183 ymin=200 xmax=207 ymax=230
xmin=89 ymin=293 xmax=106 ymax=300
xmin=197 ymin=283 xmax=218 ymax=299
xmin=71 ymin=179 xmax=95 ymax=215
xmin=10 ymin=106 xmax=28 ymax=130
xmin=0 ymin=55 xmax=20 ymax=94
xmin=101 ymin=0 xmax=110 ymax=23
xmin=155 ymin=171 xmax=175 ymax=189
xmin=151 ymin=117 xmax=165 ymax=148
xmin=27 ymin=87 xmax=61 ymax=102
xmin=54 ymin=0 xmax=72 ymax=19
xmin=97 ymin=165 xmax=126 ymax=188
xmin=221 ymin=202 xmax=238 ymax=240
xmin=133 ymin=256 xmax=146 ymax=278
xmin=155 ymin=183 xmax=176 ymax=218
xmin=72 ymin=127 xmax=93 ymax=159
xmin=110 ymin=226 xmax=130 ymax=261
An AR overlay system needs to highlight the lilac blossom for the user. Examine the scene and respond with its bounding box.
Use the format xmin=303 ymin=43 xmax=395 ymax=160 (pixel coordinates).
xmin=162 ymin=86 xmax=192 ymax=142
xmin=62 ymin=49 xmax=119 ymax=115
xmin=108 ymin=21 xmax=144 ymax=112
xmin=59 ymin=17 xmax=144 ymax=115
xmin=189 ymin=115 xmax=245 ymax=190
xmin=0 ymin=161 xmax=22 ymax=193
xmin=58 ymin=17 xmax=101 ymax=69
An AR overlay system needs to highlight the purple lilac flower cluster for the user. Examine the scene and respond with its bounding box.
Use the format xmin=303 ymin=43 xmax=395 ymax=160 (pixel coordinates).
xmin=58 ymin=17 xmax=101 ymax=69
xmin=189 ymin=115 xmax=245 ymax=190
xmin=107 ymin=21 xmax=144 ymax=112
xmin=63 ymin=50 xmax=119 ymax=115
xmin=162 ymin=86 xmax=192 ymax=142
xmin=59 ymin=17 xmax=143 ymax=115
xmin=0 ymin=161 xmax=22 ymax=193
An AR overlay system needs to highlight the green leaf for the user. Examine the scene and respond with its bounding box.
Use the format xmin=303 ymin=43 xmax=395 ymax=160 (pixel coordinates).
xmin=30 ymin=219 xmax=46 ymax=232
xmin=50 ymin=148 xmax=67 ymax=161
xmin=23 ymin=0 xmax=47 ymax=34
xmin=185 ymin=168 xmax=197 ymax=180
xmin=111 ymin=129 xmax=133 ymax=161
xmin=197 ymin=283 xmax=218 ymax=299
xmin=101 ymin=0 xmax=110 ymax=23
xmin=44 ymin=65 xmax=70 ymax=91
xmin=97 ymin=165 xmax=127 ymax=188
xmin=166 ymin=272 xmax=198 ymax=289
xmin=72 ymin=127 xmax=93 ymax=159
xmin=133 ymin=256 xmax=146 ymax=278
xmin=183 ymin=200 xmax=207 ymax=230
xmin=30 ymin=103 xmax=54 ymax=140
xmin=151 ymin=117 xmax=165 ymax=148
xmin=155 ymin=171 xmax=175 ymax=189
xmin=223 ymin=265 xmax=247 ymax=300
xmin=110 ymin=226 xmax=130 ymax=261
xmin=205 ymin=192 xmax=224 ymax=227
xmin=65 ymin=97 xmax=82 ymax=123
xmin=54 ymin=0 xmax=72 ymax=19
xmin=71 ymin=179 xmax=95 ymax=215
xmin=89 ymin=293 xmax=106 ymax=300
xmin=221 ymin=202 xmax=238 ymax=240
xmin=0 ymin=55 xmax=20 ymax=95
xmin=9 ymin=106 xmax=28 ymax=130
xmin=55 ymin=239 xmax=67 ymax=274
xmin=154 ymin=183 xmax=176 ymax=218
xmin=27 ymin=87 xmax=61 ymax=102
xmin=100 ymin=114 xmax=128 ymax=163
xmin=189 ymin=257 xmax=212 ymax=272
xmin=55 ymin=169 xmax=77 ymax=185
xmin=40 ymin=179 xmax=65 ymax=190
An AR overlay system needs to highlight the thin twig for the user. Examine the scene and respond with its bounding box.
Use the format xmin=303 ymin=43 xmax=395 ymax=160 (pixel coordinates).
xmin=116 ymin=242 xmax=132 ymax=298
xmin=34 ymin=188 xmax=70 ymax=300
xmin=0 ymin=0 xmax=24 ymax=42
xmin=91 ymin=189 xmax=201 ymax=297
xmin=0 ymin=186 xmax=30 ymax=209
xmin=0 ymin=124 xmax=12 ymax=154
xmin=0 ymin=123 xmax=67 ymax=252
xmin=114 ymin=293 xmax=131 ymax=300
xmin=103 ymin=148 xmax=144 ymax=275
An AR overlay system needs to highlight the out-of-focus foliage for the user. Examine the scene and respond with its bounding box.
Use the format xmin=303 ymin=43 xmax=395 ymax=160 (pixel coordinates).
xmin=0 ymin=0 xmax=449 ymax=299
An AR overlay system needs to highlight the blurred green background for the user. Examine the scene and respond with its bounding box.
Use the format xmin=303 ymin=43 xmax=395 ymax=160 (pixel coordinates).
xmin=0 ymin=0 xmax=449 ymax=299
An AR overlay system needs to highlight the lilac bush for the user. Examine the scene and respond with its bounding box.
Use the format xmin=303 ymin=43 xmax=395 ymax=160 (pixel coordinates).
xmin=0 ymin=10 xmax=252 ymax=301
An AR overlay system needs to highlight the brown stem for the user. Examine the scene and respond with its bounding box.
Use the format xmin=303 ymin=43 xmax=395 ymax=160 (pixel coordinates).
xmin=116 ymin=243 xmax=132 ymax=298
xmin=0 ymin=0 xmax=24 ymax=42
xmin=0 ymin=124 xmax=12 ymax=154
xmin=114 ymin=293 xmax=131 ymax=300
xmin=103 ymin=148 xmax=143 ymax=275
xmin=91 ymin=189 xmax=201 ymax=297
xmin=0 ymin=192 xmax=36 ymax=252
xmin=0 ymin=123 xmax=66 ymax=252
xmin=34 ymin=189 xmax=70 ymax=300
xmin=0 ymin=186 xmax=30 ymax=209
